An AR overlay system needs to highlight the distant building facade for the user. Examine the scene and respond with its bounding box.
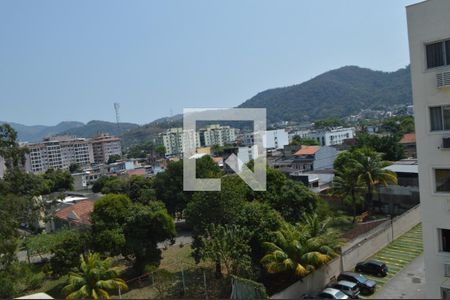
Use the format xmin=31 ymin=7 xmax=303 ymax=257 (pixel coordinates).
xmin=90 ymin=134 xmax=122 ymax=164
xmin=25 ymin=136 xmax=94 ymax=174
xmin=242 ymin=129 xmax=289 ymax=149
xmin=292 ymin=145 xmax=338 ymax=171
xmin=307 ymin=127 xmax=355 ymax=146
xmin=199 ymin=124 xmax=236 ymax=147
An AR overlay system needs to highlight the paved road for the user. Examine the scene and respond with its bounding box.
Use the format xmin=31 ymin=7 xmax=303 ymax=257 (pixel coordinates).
xmin=371 ymin=254 xmax=425 ymax=299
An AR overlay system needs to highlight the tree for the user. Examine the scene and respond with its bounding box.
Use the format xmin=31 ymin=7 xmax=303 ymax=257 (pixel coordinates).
xmin=123 ymin=202 xmax=175 ymax=272
xmin=353 ymin=148 xmax=398 ymax=211
xmin=62 ymin=252 xmax=128 ymax=299
xmin=42 ymin=169 xmax=74 ymax=192
xmin=260 ymin=222 xmax=336 ymax=277
xmin=314 ymin=117 xmax=344 ymax=129
xmin=69 ymin=163 xmax=82 ymax=174
xmin=186 ymin=176 xmax=248 ymax=262
xmin=266 ymin=180 xmax=318 ymax=223
xmin=290 ymin=135 xmax=319 ymax=146
xmin=355 ymin=133 xmax=404 ymax=161
xmin=382 ymin=115 xmax=415 ymax=136
xmin=332 ymin=167 xmax=365 ymax=223
xmin=107 ymin=154 xmax=121 ymax=164
xmin=0 ymin=124 xmax=28 ymax=169
xmin=199 ymin=224 xmax=252 ymax=278
xmin=49 ymin=230 xmax=88 ymax=276
xmin=90 ymin=194 xmax=132 ymax=255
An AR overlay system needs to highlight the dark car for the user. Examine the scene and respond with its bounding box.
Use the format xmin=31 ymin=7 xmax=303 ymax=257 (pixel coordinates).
xmin=337 ymin=272 xmax=377 ymax=295
xmin=328 ymin=280 xmax=360 ymax=299
xmin=355 ymin=260 xmax=388 ymax=277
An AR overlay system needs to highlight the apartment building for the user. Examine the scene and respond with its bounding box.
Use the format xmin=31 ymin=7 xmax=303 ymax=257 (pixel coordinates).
xmin=199 ymin=124 xmax=236 ymax=147
xmin=90 ymin=134 xmax=122 ymax=164
xmin=242 ymin=129 xmax=289 ymax=149
xmin=407 ymin=1 xmax=450 ymax=298
xmin=161 ymin=128 xmax=200 ymax=156
xmin=307 ymin=127 xmax=354 ymax=146
xmin=25 ymin=136 xmax=94 ymax=173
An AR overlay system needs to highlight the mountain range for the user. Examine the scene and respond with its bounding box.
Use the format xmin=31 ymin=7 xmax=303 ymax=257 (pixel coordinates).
xmin=2 ymin=65 xmax=412 ymax=145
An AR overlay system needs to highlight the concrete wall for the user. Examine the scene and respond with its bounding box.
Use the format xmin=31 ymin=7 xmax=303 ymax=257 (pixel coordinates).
xmin=271 ymin=205 xmax=421 ymax=299
xmin=313 ymin=146 xmax=338 ymax=170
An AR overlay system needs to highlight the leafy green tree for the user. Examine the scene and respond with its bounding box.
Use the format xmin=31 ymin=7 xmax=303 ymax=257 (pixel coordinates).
xmin=235 ymin=202 xmax=284 ymax=266
xmin=332 ymin=167 xmax=365 ymax=223
xmin=154 ymin=156 xmax=221 ymax=215
xmin=107 ymin=154 xmax=121 ymax=164
xmin=127 ymin=141 xmax=155 ymax=158
xmin=314 ymin=117 xmax=344 ymax=129
xmin=382 ymin=115 xmax=415 ymax=136
xmin=155 ymin=145 xmax=166 ymax=157
xmin=0 ymin=124 xmax=28 ymax=169
xmin=266 ymin=180 xmax=318 ymax=223
xmin=260 ymin=222 xmax=336 ymax=277
xmin=42 ymin=169 xmax=74 ymax=192
xmin=355 ymin=133 xmax=404 ymax=161
xmin=62 ymin=252 xmax=128 ymax=299
xmin=91 ymin=194 xmax=132 ymax=255
xmin=186 ymin=176 xmax=248 ymax=262
xmin=290 ymin=135 xmax=319 ymax=146
xmin=49 ymin=230 xmax=89 ymax=276
xmin=199 ymin=224 xmax=252 ymax=277
xmin=69 ymin=163 xmax=82 ymax=174
xmin=123 ymin=202 xmax=175 ymax=272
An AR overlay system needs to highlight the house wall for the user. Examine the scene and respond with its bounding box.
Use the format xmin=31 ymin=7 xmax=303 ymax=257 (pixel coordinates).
xmin=313 ymin=146 xmax=338 ymax=170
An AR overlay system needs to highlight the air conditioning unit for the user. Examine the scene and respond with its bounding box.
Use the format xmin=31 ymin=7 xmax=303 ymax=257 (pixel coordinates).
xmin=443 ymin=137 xmax=450 ymax=149
xmin=437 ymin=72 xmax=450 ymax=88
xmin=445 ymin=263 xmax=450 ymax=277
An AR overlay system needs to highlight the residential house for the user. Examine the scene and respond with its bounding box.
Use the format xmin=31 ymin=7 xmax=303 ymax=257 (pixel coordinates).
xmin=292 ymin=145 xmax=338 ymax=171
xmin=399 ymin=133 xmax=417 ymax=158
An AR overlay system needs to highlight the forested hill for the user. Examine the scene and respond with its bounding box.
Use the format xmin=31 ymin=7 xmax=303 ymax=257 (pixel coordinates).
xmin=239 ymin=65 xmax=412 ymax=123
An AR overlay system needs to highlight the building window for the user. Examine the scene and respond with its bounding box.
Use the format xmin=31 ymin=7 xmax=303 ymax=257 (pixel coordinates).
xmin=430 ymin=106 xmax=450 ymax=131
xmin=426 ymin=39 xmax=450 ymax=69
xmin=435 ymin=169 xmax=450 ymax=192
xmin=440 ymin=229 xmax=450 ymax=252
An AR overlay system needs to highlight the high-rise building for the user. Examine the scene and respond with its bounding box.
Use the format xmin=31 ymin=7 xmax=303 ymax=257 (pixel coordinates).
xmin=25 ymin=136 xmax=94 ymax=173
xmin=199 ymin=124 xmax=236 ymax=147
xmin=90 ymin=134 xmax=122 ymax=164
xmin=407 ymin=0 xmax=450 ymax=298
xmin=161 ymin=128 xmax=200 ymax=156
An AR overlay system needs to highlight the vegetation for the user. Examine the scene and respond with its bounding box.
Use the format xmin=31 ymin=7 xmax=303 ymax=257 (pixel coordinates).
xmin=290 ymin=135 xmax=319 ymax=146
xmin=314 ymin=117 xmax=345 ymax=129
xmin=355 ymin=133 xmax=404 ymax=161
xmin=333 ymin=148 xmax=398 ymax=212
xmin=260 ymin=221 xmax=337 ymax=277
xmin=62 ymin=252 xmax=128 ymax=299
xmin=107 ymin=154 xmax=121 ymax=164
xmin=239 ymin=66 xmax=411 ymax=123
xmin=381 ymin=115 xmax=415 ymax=136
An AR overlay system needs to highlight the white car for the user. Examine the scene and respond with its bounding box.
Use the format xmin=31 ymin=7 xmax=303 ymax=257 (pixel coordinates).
xmin=317 ymin=288 xmax=350 ymax=299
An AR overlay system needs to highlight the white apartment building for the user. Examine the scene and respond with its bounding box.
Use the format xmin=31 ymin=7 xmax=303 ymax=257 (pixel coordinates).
xmin=90 ymin=134 xmax=122 ymax=164
xmin=407 ymin=1 xmax=450 ymax=298
xmin=199 ymin=124 xmax=236 ymax=147
xmin=25 ymin=136 xmax=94 ymax=173
xmin=161 ymin=128 xmax=200 ymax=156
xmin=307 ymin=127 xmax=354 ymax=146
xmin=242 ymin=129 xmax=289 ymax=149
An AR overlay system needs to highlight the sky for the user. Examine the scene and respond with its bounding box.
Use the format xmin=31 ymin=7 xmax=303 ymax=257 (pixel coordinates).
xmin=0 ymin=0 xmax=419 ymax=126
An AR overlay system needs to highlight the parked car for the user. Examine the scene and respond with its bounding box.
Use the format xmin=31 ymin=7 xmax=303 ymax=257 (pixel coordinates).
xmin=355 ymin=260 xmax=388 ymax=277
xmin=317 ymin=288 xmax=350 ymax=299
xmin=337 ymin=272 xmax=376 ymax=295
xmin=328 ymin=280 xmax=360 ymax=299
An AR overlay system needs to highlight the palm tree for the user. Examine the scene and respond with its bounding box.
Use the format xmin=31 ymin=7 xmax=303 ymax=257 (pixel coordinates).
xmin=332 ymin=167 xmax=365 ymax=223
xmin=260 ymin=223 xmax=336 ymax=277
xmin=352 ymin=148 xmax=398 ymax=211
xmin=62 ymin=252 xmax=128 ymax=299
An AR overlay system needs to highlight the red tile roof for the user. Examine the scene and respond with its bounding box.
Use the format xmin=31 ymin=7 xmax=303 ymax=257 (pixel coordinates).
xmin=127 ymin=169 xmax=146 ymax=176
xmin=294 ymin=146 xmax=321 ymax=156
xmin=399 ymin=133 xmax=416 ymax=144
xmin=55 ymin=200 xmax=94 ymax=226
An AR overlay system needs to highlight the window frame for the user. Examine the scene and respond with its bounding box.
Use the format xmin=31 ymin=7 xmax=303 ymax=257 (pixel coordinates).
xmin=439 ymin=228 xmax=450 ymax=253
xmin=426 ymin=38 xmax=450 ymax=69
xmin=429 ymin=105 xmax=450 ymax=132
xmin=434 ymin=168 xmax=450 ymax=194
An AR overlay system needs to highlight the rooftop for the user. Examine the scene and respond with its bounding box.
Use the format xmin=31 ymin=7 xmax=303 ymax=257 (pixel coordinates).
xmin=294 ymin=145 xmax=320 ymax=156
xmin=399 ymin=133 xmax=416 ymax=144
xmin=54 ymin=200 xmax=94 ymax=226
